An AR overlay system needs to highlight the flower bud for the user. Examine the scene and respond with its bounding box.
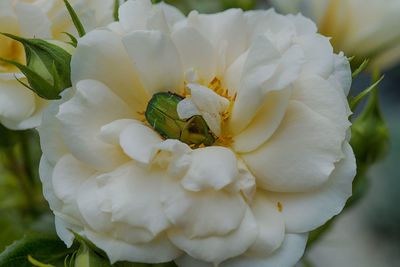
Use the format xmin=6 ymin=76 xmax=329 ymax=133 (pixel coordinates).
xmin=0 ymin=33 xmax=74 ymax=100
xmin=350 ymin=89 xmax=389 ymax=169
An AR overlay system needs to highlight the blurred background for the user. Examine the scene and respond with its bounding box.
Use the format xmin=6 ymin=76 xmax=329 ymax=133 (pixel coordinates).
xmin=0 ymin=1 xmax=399 ymax=266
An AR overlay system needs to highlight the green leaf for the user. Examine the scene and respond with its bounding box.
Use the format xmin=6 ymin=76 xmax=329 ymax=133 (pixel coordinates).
xmin=0 ymin=33 xmax=72 ymax=100
xmin=349 ymin=75 xmax=384 ymax=111
xmin=352 ymin=58 xmax=369 ymax=79
xmin=63 ymin=0 xmax=86 ymax=37
xmin=0 ymin=233 xmax=77 ymax=267
xmin=0 ymin=211 xmax=25 ymax=252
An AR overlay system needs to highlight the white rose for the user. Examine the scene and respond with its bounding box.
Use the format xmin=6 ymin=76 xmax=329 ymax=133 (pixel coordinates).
xmin=0 ymin=0 xmax=114 ymax=129
xmin=38 ymin=0 xmax=356 ymax=266
xmin=271 ymin=0 xmax=400 ymax=70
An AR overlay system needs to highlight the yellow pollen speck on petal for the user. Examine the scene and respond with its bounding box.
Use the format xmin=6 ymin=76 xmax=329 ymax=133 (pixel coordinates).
xmin=277 ymin=202 xmax=283 ymax=212
xmin=137 ymin=111 xmax=146 ymax=115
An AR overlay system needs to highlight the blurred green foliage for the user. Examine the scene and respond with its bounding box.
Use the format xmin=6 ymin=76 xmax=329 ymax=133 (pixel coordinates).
xmin=152 ymin=0 xmax=255 ymax=14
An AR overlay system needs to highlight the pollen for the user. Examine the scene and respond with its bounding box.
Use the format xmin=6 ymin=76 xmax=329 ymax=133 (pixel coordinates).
xmin=277 ymin=202 xmax=283 ymax=212
xmin=208 ymin=77 xmax=222 ymax=91
xmin=216 ymin=134 xmax=233 ymax=147
xmin=137 ymin=110 xmax=146 ymax=115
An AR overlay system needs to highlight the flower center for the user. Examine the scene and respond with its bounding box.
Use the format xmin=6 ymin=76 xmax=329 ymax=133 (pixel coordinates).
xmin=145 ymin=92 xmax=215 ymax=147
xmin=0 ymin=36 xmax=25 ymax=73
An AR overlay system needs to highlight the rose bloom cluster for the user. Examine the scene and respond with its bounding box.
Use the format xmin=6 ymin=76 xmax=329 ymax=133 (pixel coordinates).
xmin=0 ymin=0 xmax=114 ymax=129
xmin=38 ymin=0 xmax=356 ymax=266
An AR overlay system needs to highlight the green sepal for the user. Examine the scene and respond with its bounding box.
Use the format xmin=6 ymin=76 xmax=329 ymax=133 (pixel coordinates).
xmin=28 ymin=255 xmax=55 ymax=267
xmin=114 ymin=0 xmax=120 ymax=21
xmin=352 ymin=58 xmax=369 ymax=79
xmin=63 ymin=0 xmax=86 ymax=37
xmin=349 ymin=75 xmax=384 ymax=112
xmin=62 ymin=32 xmax=78 ymax=48
xmin=0 ymin=33 xmax=72 ymax=100
xmin=72 ymin=237 xmax=111 ymax=267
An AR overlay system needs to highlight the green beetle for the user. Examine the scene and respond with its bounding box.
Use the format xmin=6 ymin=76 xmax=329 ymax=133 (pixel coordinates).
xmin=145 ymin=92 xmax=215 ymax=146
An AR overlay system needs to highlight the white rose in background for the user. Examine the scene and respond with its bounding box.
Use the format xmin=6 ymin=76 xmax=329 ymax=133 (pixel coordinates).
xmin=38 ymin=0 xmax=356 ymax=266
xmin=0 ymin=0 xmax=114 ymax=129
xmin=271 ymin=0 xmax=400 ymax=70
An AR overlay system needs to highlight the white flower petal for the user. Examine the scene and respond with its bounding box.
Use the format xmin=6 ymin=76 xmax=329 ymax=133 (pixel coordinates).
xmin=244 ymin=9 xmax=296 ymax=49
xmin=85 ymin=229 xmax=182 ymax=264
xmin=242 ymin=100 xmax=345 ymax=192
xmin=222 ymin=51 xmax=247 ymax=96
xmin=328 ymin=52 xmax=352 ymax=96
xmin=39 ymin=155 xmax=62 ymax=212
xmin=77 ymin=177 xmax=113 ymax=233
xmin=98 ymin=162 xmax=170 ymax=236
xmin=168 ymin=208 xmax=257 ymax=265
xmin=261 ymin=44 xmax=305 ymax=91
xmin=15 ymin=3 xmax=51 ymax=38
xmin=120 ymin=122 xmax=163 ymax=164
xmin=246 ymin=192 xmax=285 ymax=257
xmin=297 ymin=34 xmax=335 ymax=79
xmin=175 ymin=234 xmax=307 ymax=267
xmin=181 ymin=146 xmax=238 ymax=192
xmin=175 ymin=255 xmax=211 ymax=267
xmin=152 ymin=139 xmax=191 ymax=175
xmin=221 ymin=233 xmax=308 ymax=267
xmin=118 ymin=0 xmax=152 ymax=31
xmin=122 ymin=30 xmax=184 ymax=96
xmin=185 ymin=9 xmax=248 ymax=71
xmin=38 ymin=89 xmax=73 ymax=165
xmin=287 ymin=13 xmax=318 ymax=36
xmin=52 ymin=154 xmax=95 ymax=205
xmin=57 ymin=80 xmax=133 ymax=171
xmin=0 ymin=78 xmax=35 ymax=129
xmin=233 ymin=86 xmax=292 ymax=153
xmin=71 ymin=29 xmax=148 ymax=111
xmin=171 ymin=26 xmax=217 ymax=83
xmin=176 ymin=98 xmax=200 ymax=119
xmin=229 ymin=35 xmax=280 ymax=135
xmin=226 ymin=158 xmax=256 ymax=202
xmin=267 ymin=142 xmax=356 ymax=233
xmin=14 ymin=96 xmax=49 ymax=130
xmin=156 ymin=1 xmax=185 ymax=27
xmin=292 ymin=75 xmax=352 ymax=125
xmin=161 ymin=177 xmax=247 ymax=239
xmin=55 ymin=215 xmax=83 ymax=248
xmin=98 ymin=119 xmax=139 ymax=146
